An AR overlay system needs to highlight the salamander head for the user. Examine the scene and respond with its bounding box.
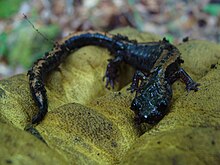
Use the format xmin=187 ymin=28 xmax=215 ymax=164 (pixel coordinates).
xmin=130 ymin=92 xmax=171 ymax=124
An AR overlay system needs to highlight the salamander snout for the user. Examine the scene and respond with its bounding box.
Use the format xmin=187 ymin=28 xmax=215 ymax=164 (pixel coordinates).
xmin=131 ymin=97 xmax=169 ymax=124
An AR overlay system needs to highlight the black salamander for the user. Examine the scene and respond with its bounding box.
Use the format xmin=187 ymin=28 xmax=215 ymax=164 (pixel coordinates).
xmin=130 ymin=39 xmax=199 ymax=124
xmin=28 ymin=31 xmax=199 ymax=124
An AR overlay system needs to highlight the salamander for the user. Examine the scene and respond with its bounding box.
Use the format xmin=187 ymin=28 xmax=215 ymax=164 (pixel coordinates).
xmin=129 ymin=39 xmax=199 ymax=124
xmin=28 ymin=31 xmax=199 ymax=124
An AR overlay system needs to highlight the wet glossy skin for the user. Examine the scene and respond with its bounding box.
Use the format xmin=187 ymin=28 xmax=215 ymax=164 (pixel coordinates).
xmin=130 ymin=69 xmax=173 ymax=124
xmin=128 ymin=41 xmax=199 ymax=124
xmin=28 ymin=32 xmax=199 ymax=124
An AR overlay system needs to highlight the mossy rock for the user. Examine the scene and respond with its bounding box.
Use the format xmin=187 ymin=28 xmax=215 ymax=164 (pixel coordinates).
xmin=0 ymin=27 xmax=220 ymax=164
xmin=178 ymin=40 xmax=220 ymax=79
xmin=0 ymin=122 xmax=68 ymax=165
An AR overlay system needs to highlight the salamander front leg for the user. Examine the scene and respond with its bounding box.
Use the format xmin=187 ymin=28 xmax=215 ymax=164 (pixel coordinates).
xmin=127 ymin=70 xmax=148 ymax=93
xmin=178 ymin=68 xmax=200 ymax=92
xmin=103 ymin=56 xmax=123 ymax=89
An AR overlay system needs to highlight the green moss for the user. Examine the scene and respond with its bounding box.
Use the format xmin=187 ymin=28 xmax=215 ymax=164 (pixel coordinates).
xmin=0 ymin=0 xmax=24 ymax=18
xmin=0 ymin=32 xmax=7 ymax=57
xmin=0 ymin=122 xmax=69 ymax=165
xmin=7 ymin=23 xmax=60 ymax=68
xmin=203 ymin=4 xmax=220 ymax=16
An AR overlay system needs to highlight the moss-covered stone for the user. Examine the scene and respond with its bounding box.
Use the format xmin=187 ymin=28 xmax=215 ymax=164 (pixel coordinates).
xmin=178 ymin=40 xmax=220 ymax=79
xmin=120 ymin=127 xmax=220 ymax=165
xmin=0 ymin=75 xmax=36 ymax=128
xmin=0 ymin=27 xmax=220 ymax=164
xmin=0 ymin=122 xmax=69 ymax=165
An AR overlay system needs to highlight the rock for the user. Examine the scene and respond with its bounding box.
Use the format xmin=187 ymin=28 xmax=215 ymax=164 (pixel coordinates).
xmin=0 ymin=27 xmax=220 ymax=164
xmin=0 ymin=122 xmax=68 ymax=165
xmin=178 ymin=40 xmax=220 ymax=79
xmin=0 ymin=75 xmax=36 ymax=128
xmin=120 ymin=127 xmax=220 ymax=165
